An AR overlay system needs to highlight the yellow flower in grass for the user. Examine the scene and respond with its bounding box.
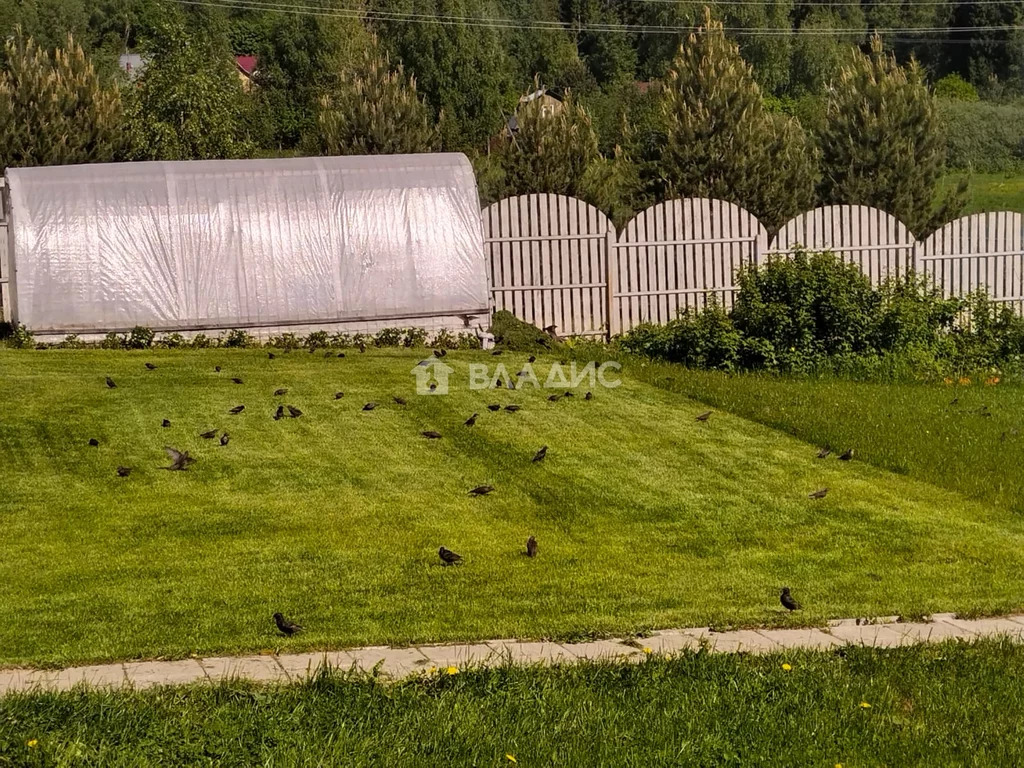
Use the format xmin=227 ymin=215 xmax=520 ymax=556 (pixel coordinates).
xmin=446 ymin=666 xmax=459 ymax=676
xmin=860 ymin=701 xmax=871 ymax=709
xmin=781 ymin=663 xmax=792 ymax=671
xmin=506 ymin=755 xmax=518 ymax=763
xmin=959 ymin=377 xmax=972 ymax=386
xmin=642 ymin=647 xmax=653 ymax=655
xmin=836 ymin=763 xmax=843 ymax=768
xmin=426 ymin=666 xmax=437 ymax=675
xmin=27 ymin=739 xmax=38 ymax=748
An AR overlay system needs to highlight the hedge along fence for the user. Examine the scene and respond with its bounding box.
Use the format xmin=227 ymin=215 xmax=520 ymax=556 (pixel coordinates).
xmin=482 ymin=195 xmax=1024 ymax=339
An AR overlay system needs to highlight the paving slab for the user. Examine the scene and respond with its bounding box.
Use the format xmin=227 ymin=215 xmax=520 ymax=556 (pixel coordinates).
xmin=756 ymin=628 xmax=842 ymax=650
xmin=827 ymin=624 xmax=914 ymax=647
xmin=124 ymin=659 xmax=207 ymax=689
xmin=706 ymin=630 xmax=780 ymax=654
xmin=52 ymin=664 xmax=128 ymax=691
xmin=200 ymin=655 xmax=290 ymax=683
xmin=275 ymin=652 xmax=352 ymax=680
xmin=486 ymin=641 xmax=578 ymax=664
xmin=0 ymin=669 xmax=61 ymax=693
xmin=346 ymin=647 xmax=430 ymax=678
xmin=565 ymin=640 xmax=644 ymax=661
xmin=940 ymin=616 xmax=1024 ymax=637
xmin=643 ymin=629 xmax=707 ymax=655
xmin=417 ymin=643 xmax=498 ymax=669
xmin=887 ymin=621 xmax=977 ymax=642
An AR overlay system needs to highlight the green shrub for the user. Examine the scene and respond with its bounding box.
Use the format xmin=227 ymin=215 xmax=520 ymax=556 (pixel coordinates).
xmin=305 ymin=330 xmax=330 ymax=349
xmin=939 ymin=99 xmax=1024 ymax=172
xmin=403 ymin=328 xmax=429 ymax=348
xmin=6 ymin=324 xmax=33 ymax=348
xmin=189 ymin=333 xmax=213 ymax=349
xmin=430 ymin=329 xmax=459 ymax=350
xmin=373 ymin=328 xmax=404 ymax=347
xmin=222 ymin=329 xmax=255 ymax=348
xmin=127 ymin=326 xmax=155 ymax=349
xmin=455 ymin=332 xmax=482 ymax=350
xmin=872 ymin=275 xmax=962 ymax=352
xmin=155 ymin=333 xmax=187 ymax=349
xmin=58 ymin=334 xmax=85 ymax=349
xmin=934 ymin=74 xmax=979 ymax=102
xmin=100 ymin=332 xmax=126 ymax=350
xmin=490 ymin=311 xmax=562 ymax=353
xmin=267 ymin=332 xmax=303 ymax=350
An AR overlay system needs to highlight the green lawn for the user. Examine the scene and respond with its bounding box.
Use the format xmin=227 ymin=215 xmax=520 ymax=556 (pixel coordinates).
xmin=4 ymin=641 xmax=1024 ymax=765
xmin=3 ymin=349 xmax=1024 ymax=667
xmin=632 ymin=363 xmax=1024 ymax=513
xmin=940 ymin=171 xmax=1024 ymax=215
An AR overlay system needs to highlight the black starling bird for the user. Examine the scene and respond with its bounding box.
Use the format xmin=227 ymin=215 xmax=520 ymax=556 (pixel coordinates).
xmin=231 ymin=377 xmax=244 ymax=385
xmin=438 ymin=547 xmax=462 ymax=565
xmin=393 ymin=396 xmax=407 ymax=405
xmin=544 ymin=325 xmax=561 ymax=342
xmin=526 ymin=535 xmax=538 ymax=558
xmin=429 ymin=383 xmax=437 ymax=391
xmin=808 ymin=488 xmax=828 ymax=499
xmin=358 ymin=342 xmax=366 ymax=353
xmin=268 ymin=352 xmax=275 ymax=359
xmin=105 ymin=377 xmax=117 ymax=389
xmin=88 ymin=438 xmax=99 ymax=447
xmin=161 ymin=419 xmax=171 ymax=428
xmin=363 ymin=402 xmax=377 ymax=411
xmin=504 ymin=405 xmax=521 ymax=412
xmin=334 ymin=392 xmax=345 ymax=400
xmin=337 ymin=353 xmax=345 ymax=358
xmin=273 ymin=613 xmax=303 ymax=636
xmin=215 ymin=366 xmax=221 ymax=373
xmin=817 ymin=447 xmax=831 ymax=459
xmin=117 ymin=466 xmax=132 ymax=477
xmin=274 ymin=388 xmax=288 ymax=396
xmin=163 ymin=446 xmax=195 ymax=471
xmin=200 ymin=429 xmax=218 ymax=439
xmin=487 ymin=404 xmax=501 ymax=411
xmin=696 ymin=410 xmax=712 ymax=422
xmin=563 ymin=391 xmax=574 ymax=398
xmin=220 ymin=433 xmax=230 ymax=446
xmin=422 ymin=431 xmax=442 ymax=439
xmin=287 ymin=405 xmax=303 ymax=418
xmin=145 ymin=363 xmax=157 ymax=370
xmin=780 ymin=587 xmax=801 ymax=611
xmin=468 ymin=485 xmax=495 ymax=496
xmin=528 ymin=356 xmax=536 ymax=363
xmin=491 ymin=349 xmax=503 ymax=356
xmin=950 ymin=397 xmax=958 ymax=406
xmin=274 ymin=405 xmax=285 ymax=420
xmin=433 ymin=349 xmax=445 ymax=358
xmin=494 ymin=380 xmax=503 ymax=388
xmin=839 ymin=448 xmax=854 ymax=461
xmin=465 ymin=413 xmax=478 ymax=426
xmin=532 ymin=446 xmax=548 ymax=462
xmin=228 ymin=405 xmax=245 ymax=415
xmin=547 ymin=394 xmax=561 ymax=402
xmin=584 ymin=392 xmax=593 ymax=400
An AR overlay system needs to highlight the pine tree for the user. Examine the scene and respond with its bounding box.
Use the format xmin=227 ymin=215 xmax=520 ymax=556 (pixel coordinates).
xmin=659 ymin=10 xmax=818 ymax=230
xmin=0 ymin=29 xmax=122 ymax=171
xmin=312 ymin=39 xmax=439 ymax=156
xmin=819 ymin=36 xmax=965 ymax=235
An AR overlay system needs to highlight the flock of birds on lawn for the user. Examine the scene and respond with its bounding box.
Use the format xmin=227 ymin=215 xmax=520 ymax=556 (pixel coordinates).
xmin=91 ymin=345 xmax=851 ymax=638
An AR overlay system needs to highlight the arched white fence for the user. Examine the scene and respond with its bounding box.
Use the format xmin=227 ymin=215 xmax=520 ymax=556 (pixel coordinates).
xmin=482 ymin=195 xmax=1024 ymax=337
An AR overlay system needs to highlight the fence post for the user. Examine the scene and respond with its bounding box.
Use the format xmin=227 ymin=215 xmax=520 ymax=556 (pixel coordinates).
xmin=605 ymin=228 xmax=617 ymax=341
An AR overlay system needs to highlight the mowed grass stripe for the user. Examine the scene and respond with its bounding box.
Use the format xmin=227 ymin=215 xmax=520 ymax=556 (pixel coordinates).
xmin=2 ymin=349 xmax=1024 ymax=666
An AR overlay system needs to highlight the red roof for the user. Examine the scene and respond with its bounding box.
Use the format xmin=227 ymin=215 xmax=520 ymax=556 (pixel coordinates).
xmin=235 ymin=55 xmax=257 ymax=77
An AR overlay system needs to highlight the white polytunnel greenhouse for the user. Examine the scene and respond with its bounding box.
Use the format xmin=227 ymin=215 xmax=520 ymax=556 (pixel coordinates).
xmin=0 ymin=153 xmax=489 ymax=334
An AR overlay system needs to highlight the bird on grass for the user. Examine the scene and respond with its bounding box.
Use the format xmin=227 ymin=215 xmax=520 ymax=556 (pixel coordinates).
xmin=287 ymin=405 xmax=303 ymax=418
xmin=532 ymin=446 xmax=548 ymax=462
xmin=88 ymin=438 xmax=99 ymax=447
xmin=337 ymin=353 xmax=345 ymax=358
xmin=268 ymin=352 xmax=276 ymax=360
xmin=363 ymin=402 xmax=377 ymax=411
xmin=547 ymin=394 xmax=562 ymax=402
xmin=334 ymin=392 xmax=345 ymax=400
xmin=439 ymin=546 xmax=463 ymax=565
xmin=273 ymin=613 xmax=303 ymax=636
xmin=434 ymin=349 xmax=446 ymax=358
xmin=393 ymin=396 xmax=407 ymax=406
xmin=817 ymin=447 xmax=831 ymax=459
xmin=487 ymin=404 xmax=501 ymax=412
xmin=105 ymin=377 xmax=117 ymax=389
xmin=274 ymin=388 xmax=288 ymax=396
xmin=117 ymin=466 xmax=132 ymax=477
xmin=780 ymin=587 xmax=801 ymax=611
xmin=422 ymin=431 xmax=442 ymax=439
xmin=274 ymin=405 xmax=285 ymax=421
xmin=429 ymin=383 xmax=437 ymax=391
xmin=358 ymin=342 xmax=366 ymax=353
xmin=491 ymin=349 xmax=503 ymax=356
xmin=839 ymin=448 xmax=854 ymax=461
xmin=468 ymin=485 xmax=495 ymax=496
xmin=696 ymin=410 xmax=712 ymax=422
xmin=528 ymin=356 xmax=536 ymax=363
xmin=215 ymin=366 xmax=221 ymax=373
xmin=585 ymin=392 xmax=593 ymax=401
xmin=464 ymin=413 xmax=478 ymax=427
xmin=145 ymin=363 xmax=157 ymax=371
xmin=808 ymin=488 xmax=829 ymax=499
xmin=494 ymin=380 xmax=503 ymax=389
xmin=162 ymin=446 xmax=195 ymax=471
xmin=231 ymin=377 xmax=244 ymax=385
xmin=564 ymin=391 xmax=574 ymax=398
xmin=228 ymin=405 xmax=245 ymax=415
xmin=504 ymin=405 xmax=521 ymax=412
xmin=161 ymin=419 xmax=171 ymax=428
xmin=199 ymin=429 xmax=218 ymax=439
xmin=220 ymin=433 xmax=230 ymax=446
xmin=526 ymin=536 xmax=538 ymax=558
xmin=544 ymin=324 xmax=561 ymax=342
xmin=949 ymin=397 xmax=958 ymax=406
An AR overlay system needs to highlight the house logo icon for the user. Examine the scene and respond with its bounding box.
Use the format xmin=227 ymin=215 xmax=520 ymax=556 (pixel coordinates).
xmin=411 ymin=359 xmax=454 ymax=395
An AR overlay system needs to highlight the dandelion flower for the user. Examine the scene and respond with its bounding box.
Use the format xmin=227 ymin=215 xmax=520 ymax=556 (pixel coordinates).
xmin=427 ymin=666 xmax=436 ymax=674
xmin=781 ymin=663 xmax=792 ymax=671
xmin=959 ymin=377 xmax=971 ymax=386
xmin=506 ymin=755 xmax=518 ymax=763
xmin=860 ymin=701 xmax=871 ymax=709
xmin=836 ymin=764 xmax=843 ymax=768
xmin=446 ymin=666 xmax=459 ymax=675
xmin=27 ymin=739 xmax=38 ymax=748
xmin=643 ymin=647 xmax=653 ymax=655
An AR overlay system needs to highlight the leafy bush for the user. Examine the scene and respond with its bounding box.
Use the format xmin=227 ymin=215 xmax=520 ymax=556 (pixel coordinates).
xmin=304 ymin=331 xmax=330 ymax=349
xmin=155 ymin=333 xmax=187 ymax=349
xmin=934 ymin=74 xmax=979 ymax=102
xmin=127 ymin=326 xmax=155 ymax=349
xmin=58 ymin=334 xmax=85 ymax=349
xmin=938 ymin=99 xmax=1024 ymax=172
xmin=5 ymin=324 xmax=34 ymax=348
xmin=430 ymin=329 xmax=459 ymax=350
xmin=189 ymin=334 xmax=214 ymax=349
xmin=267 ymin=332 xmax=303 ymax=350
xmin=100 ymin=332 xmax=126 ymax=350
xmin=490 ymin=311 xmax=562 ymax=353
xmin=373 ymin=328 xmax=404 ymax=347
xmin=222 ymin=329 xmax=255 ymax=348
xmin=403 ymin=328 xmax=429 ymax=348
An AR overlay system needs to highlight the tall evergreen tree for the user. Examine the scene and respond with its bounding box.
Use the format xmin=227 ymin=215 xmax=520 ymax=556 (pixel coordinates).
xmin=819 ymin=36 xmax=965 ymax=235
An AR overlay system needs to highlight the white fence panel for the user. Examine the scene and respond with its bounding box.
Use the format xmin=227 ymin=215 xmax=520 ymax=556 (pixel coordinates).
xmin=0 ymin=186 xmax=8 ymax=324
xmin=613 ymin=199 xmax=767 ymax=334
xmin=770 ymin=205 xmax=915 ymax=284
xmin=918 ymin=212 xmax=1024 ymax=313
xmin=482 ymin=194 xmax=611 ymax=338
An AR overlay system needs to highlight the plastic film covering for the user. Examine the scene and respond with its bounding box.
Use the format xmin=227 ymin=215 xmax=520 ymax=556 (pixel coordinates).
xmin=5 ymin=154 xmax=487 ymax=333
